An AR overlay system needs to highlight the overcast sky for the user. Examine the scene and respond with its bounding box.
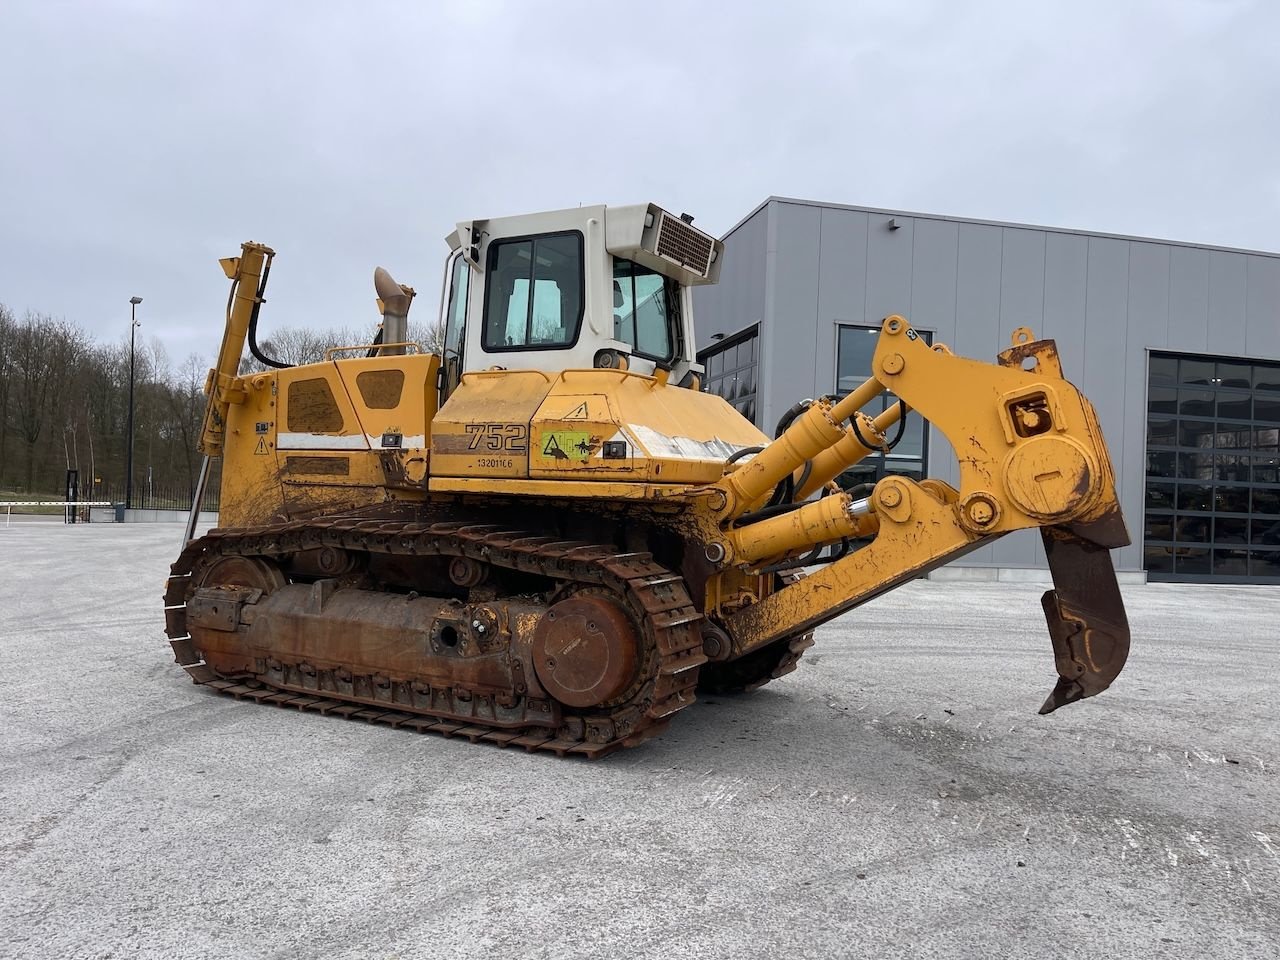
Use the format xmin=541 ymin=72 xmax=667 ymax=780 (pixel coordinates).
xmin=2 ymin=0 xmax=1277 ymax=365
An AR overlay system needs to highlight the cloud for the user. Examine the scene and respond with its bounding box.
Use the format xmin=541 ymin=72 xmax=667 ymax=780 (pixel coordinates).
xmin=1 ymin=0 xmax=1276 ymax=364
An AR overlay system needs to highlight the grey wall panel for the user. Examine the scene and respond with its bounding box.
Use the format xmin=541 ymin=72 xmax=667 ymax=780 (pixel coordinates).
xmin=1246 ymin=256 xmax=1280 ymax=358
xmin=1041 ymin=233 xmax=1089 ymax=381
xmin=952 ymin=223 xmax=1003 ymax=564
xmin=1167 ymin=246 xmax=1210 ymax=351
xmin=993 ymin=528 xmax=1042 ymax=569
xmin=911 ymin=219 xmax=961 ymax=493
xmin=1119 ymin=243 xmax=1172 ymax=571
xmin=909 ymin=218 xmax=959 ymax=338
xmin=1208 ymin=251 xmax=1248 ymax=356
xmin=990 ymin=229 xmax=1049 ymax=567
xmin=953 ymin=224 xmax=1003 ymax=359
xmin=694 ymin=206 xmax=768 ymax=343
xmin=740 ymin=210 xmax=768 ymax=330
xmin=817 ymin=207 xmax=870 ymax=388
xmin=1081 ymin=238 xmax=1130 ymax=429
xmin=1080 ymin=236 xmax=1131 ymax=569
xmin=714 ymin=197 xmax=1280 ymax=575
xmin=998 ymin=228 xmax=1047 ymax=346
xmin=1033 ymin=232 xmax=1087 ymax=571
xmin=764 ymin=202 xmax=822 ymax=432
xmin=816 ymin=208 xmax=869 ymax=327
xmin=1003 ymin=235 xmax=1085 ymax=576
xmin=865 ymin=215 xmax=915 ymax=326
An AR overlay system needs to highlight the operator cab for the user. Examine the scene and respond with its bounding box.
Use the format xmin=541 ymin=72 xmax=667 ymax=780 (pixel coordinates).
xmin=437 ymin=203 xmax=722 ymax=403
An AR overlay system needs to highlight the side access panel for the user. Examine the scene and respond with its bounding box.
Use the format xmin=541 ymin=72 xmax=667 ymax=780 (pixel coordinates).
xmin=430 ymin=370 xmax=552 ymax=479
xmin=272 ymin=364 xmax=385 ymax=518
xmin=429 ymin=368 xmax=769 ymax=487
xmin=334 ymin=354 xmax=440 ymax=490
xmin=529 ymin=370 xmax=768 ymax=485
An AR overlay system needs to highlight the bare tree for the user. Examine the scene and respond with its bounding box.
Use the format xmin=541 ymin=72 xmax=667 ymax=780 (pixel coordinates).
xmin=169 ymin=353 xmax=209 ymax=495
xmin=0 ymin=298 xmax=449 ymax=501
xmin=0 ymin=304 xmax=16 ymax=487
xmin=238 ymin=322 xmax=381 ymax=373
xmin=10 ymin=312 xmax=88 ymax=492
xmin=409 ymin=316 xmax=447 ymax=356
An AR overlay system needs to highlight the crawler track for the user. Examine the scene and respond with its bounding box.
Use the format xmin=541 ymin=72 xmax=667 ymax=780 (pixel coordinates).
xmin=697 ymin=630 xmax=815 ymax=694
xmin=163 ymin=518 xmax=707 ymax=758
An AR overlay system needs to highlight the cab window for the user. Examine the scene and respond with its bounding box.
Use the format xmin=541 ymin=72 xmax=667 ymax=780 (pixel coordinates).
xmin=483 ymin=232 xmax=583 ymax=351
xmin=612 ymin=258 xmax=680 ymax=363
xmin=444 ymin=252 xmax=468 ymax=360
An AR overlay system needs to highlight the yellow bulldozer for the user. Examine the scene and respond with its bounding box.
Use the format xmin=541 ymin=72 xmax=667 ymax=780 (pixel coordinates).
xmin=164 ymin=203 xmax=1130 ymax=757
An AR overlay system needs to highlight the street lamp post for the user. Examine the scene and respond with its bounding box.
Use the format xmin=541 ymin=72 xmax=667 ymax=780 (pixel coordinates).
xmin=125 ymin=296 xmax=143 ymax=511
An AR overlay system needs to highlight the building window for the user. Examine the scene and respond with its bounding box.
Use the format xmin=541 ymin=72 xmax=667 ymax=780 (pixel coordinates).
xmin=834 ymin=325 xmax=930 ymax=486
xmin=699 ymin=326 xmax=759 ymax=426
xmin=482 ymin=232 xmax=584 ymax=351
xmin=1144 ymin=351 xmax=1280 ymax=583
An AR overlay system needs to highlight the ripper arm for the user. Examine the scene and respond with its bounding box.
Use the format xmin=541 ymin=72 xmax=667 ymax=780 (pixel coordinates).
xmin=197 ymin=242 xmax=275 ymax=458
xmin=707 ymin=315 xmax=1131 ymax=713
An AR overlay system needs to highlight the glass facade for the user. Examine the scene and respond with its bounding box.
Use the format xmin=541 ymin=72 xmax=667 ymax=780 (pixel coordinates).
xmin=1144 ymin=352 xmax=1280 ymax=583
xmin=700 ymin=327 xmax=759 ymax=425
xmin=834 ymin=325 xmax=930 ymax=486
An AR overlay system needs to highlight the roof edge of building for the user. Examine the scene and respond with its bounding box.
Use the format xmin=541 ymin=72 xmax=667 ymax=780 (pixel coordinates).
xmin=718 ymin=198 xmax=774 ymax=244
xmin=720 ymin=195 xmax=1280 ymax=260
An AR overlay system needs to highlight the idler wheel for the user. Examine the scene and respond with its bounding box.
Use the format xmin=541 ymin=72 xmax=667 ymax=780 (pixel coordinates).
xmin=532 ymin=595 xmax=640 ymax=708
xmin=198 ymin=554 xmax=285 ymax=593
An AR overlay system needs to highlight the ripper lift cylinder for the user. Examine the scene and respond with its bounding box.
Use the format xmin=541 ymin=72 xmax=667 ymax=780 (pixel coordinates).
xmin=728 ymin=492 xmax=878 ymax=565
xmin=794 ymin=402 xmax=906 ymax=501
xmin=718 ymin=375 xmax=887 ymax=517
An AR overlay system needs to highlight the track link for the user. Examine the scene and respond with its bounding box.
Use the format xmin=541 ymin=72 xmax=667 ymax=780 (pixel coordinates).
xmin=163 ymin=518 xmax=707 ymax=758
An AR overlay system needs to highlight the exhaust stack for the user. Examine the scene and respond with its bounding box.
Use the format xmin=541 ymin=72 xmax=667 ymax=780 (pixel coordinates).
xmin=374 ymin=266 xmax=415 ymax=356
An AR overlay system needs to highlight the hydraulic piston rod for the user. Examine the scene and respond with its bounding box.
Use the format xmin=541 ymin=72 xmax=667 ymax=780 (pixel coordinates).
xmin=794 ymin=402 xmax=906 ymax=501
xmin=715 ymin=375 xmax=887 ymax=518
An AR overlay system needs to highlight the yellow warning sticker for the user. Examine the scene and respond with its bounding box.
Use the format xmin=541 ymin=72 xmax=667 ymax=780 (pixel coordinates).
xmin=539 ymin=431 xmax=595 ymax=461
xmin=254 ymin=437 xmax=270 ymax=456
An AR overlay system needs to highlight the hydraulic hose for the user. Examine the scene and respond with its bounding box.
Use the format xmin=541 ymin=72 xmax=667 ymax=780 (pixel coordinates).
xmin=244 ymin=256 xmax=292 ymax=370
xmin=727 ymin=445 xmax=766 ymax=465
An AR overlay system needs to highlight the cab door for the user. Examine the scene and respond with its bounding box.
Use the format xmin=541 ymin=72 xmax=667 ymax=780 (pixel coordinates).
xmin=439 ymin=250 xmax=469 ymax=407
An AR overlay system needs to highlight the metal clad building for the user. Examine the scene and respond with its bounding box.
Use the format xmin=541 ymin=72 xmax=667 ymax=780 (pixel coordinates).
xmin=693 ymin=197 xmax=1280 ymax=583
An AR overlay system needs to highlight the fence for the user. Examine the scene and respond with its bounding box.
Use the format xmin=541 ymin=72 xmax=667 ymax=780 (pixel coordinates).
xmin=5 ymin=462 xmax=223 ymax=520
xmin=1 ymin=501 xmax=113 ymax=525
xmin=95 ymin=464 xmax=222 ymax=513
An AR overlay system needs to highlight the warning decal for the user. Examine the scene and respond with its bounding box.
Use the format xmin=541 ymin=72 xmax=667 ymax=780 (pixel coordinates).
xmin=254 ymin=438 xmax=270 ymax=456
xmin=539 ymin=430 xmax=595 ymax=462
xmin=565 ymin=402 xmax=589 ymax=420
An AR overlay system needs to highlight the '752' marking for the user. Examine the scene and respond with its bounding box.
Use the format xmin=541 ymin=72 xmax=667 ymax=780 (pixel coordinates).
xmin=465 ymin=423 xmax=528 ymax=453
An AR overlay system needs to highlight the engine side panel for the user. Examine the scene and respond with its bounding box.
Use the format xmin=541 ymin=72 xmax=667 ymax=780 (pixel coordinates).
xmin=429 ymin=368 xmax=769 ymax=489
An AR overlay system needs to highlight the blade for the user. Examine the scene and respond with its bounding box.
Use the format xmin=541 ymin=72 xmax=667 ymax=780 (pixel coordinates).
xmin=1038 ymin=523 xmax=1131 ymax=714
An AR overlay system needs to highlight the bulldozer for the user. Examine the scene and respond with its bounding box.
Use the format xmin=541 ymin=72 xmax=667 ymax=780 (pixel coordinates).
xmin=164 ymin=202 xmax=1131 ymax=757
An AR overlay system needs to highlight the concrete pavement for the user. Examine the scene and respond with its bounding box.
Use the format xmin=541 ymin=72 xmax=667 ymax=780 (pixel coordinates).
xmin=1 ymin=524 xmax=1277 ymax=959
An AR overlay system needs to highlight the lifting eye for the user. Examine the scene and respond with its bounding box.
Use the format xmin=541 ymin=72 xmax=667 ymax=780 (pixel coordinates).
xmin=1010 ymin=394 xmax=1053 ymax=438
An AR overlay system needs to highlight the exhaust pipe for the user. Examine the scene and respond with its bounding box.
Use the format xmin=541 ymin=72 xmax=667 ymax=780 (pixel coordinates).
xmin=374 ymin=266 xmax=415 ymax=356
